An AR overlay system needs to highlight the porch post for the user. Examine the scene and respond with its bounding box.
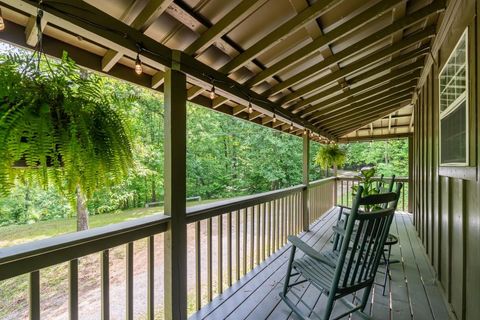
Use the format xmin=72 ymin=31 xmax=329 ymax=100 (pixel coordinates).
xmin=163 ymin=52 xmax=187 ymax=320
xmin=408 ymin=135 xmax=414 ymax=213
xmin=302 ymin=131 xmax=310 ymax=231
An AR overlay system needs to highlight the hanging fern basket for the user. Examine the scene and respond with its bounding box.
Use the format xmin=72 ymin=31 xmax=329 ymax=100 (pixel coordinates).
xmin=0 ymin=52 xmax=133 ymax=196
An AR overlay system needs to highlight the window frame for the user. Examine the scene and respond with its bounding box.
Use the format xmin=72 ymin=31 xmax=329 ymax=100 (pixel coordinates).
xmin=438 ymin=28 xmax=469 ymax=166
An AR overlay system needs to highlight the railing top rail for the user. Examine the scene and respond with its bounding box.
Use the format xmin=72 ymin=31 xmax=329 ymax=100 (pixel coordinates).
xmin=0 ymin=214 xmax=170 ymax=280
xmin=186 ymin=184 xmax=306 ymax=223
xmin=336 ymin=176 xmax=409 ymax=182
xmin=308 ymin=177 xmax=337 ymax=187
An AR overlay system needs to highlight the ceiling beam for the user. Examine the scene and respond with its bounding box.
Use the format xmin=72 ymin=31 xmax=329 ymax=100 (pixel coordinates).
xmin=244 ymin=0 xmax=404 ymax=88
xmin=263 ymin=1 xmax=442 ymax=97
xmin=338 ymin=132 xmax=412 ymax=143
xmin=25 ymin=14 xmax=47 ymax=46
xmin=279 ymin=26 xmax=434 ymax=106
xmin=219 ymin=0 xmax=342 ymax=73
xmin=298 ymin=66 xmax=421 ymax=117
xmin=184 ymin=0 xmax=267 ymax=55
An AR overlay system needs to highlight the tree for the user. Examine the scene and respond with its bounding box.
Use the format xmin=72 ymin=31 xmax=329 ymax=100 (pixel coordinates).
xmin=0 ymin=52 xmax=133 ymax=230
xmin=314 ymin=144 xmax=346 ymax=176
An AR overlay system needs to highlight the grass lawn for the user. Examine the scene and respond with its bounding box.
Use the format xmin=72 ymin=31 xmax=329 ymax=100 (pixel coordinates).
xmin=0 ymin=198 xmax=222 ymax=248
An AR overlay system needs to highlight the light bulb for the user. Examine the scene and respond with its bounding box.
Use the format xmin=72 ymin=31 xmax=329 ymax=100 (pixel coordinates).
xmin=0 ymin=8 xmax=5 ymax=31
xmin=272 ymin=114 xmax=276 ymax=123
xmin=135 ymin=53 xmax=142 ymax=75
xmin=210 ymin=86 xmax=215 ymax=99
xmin=304 ymin=129 xmax=307 ymax=135
xmin=290 ymin=122 xmax=294 ymax=131
xmin=248 ymin=102 xmax=253 ymax=114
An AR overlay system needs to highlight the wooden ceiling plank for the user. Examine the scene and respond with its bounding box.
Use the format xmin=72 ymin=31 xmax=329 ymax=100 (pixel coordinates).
xmin=151 ymin=71 xmax=165 ymax=89
xmin=245 ymin=0 xmax=404 ymax=88
xmin=298 ymin=66 xmax=421 ymax=117
xmin=25 ymin=14 xmax=47 ymax=46
xmin=212 ymin=96 xmax=229 ymax=109
xmin=279 ymin=27 xmax=434 ymax=106
xmin=184 ymin=0 xmax=267 ymax=55
xmin=334 ymin=102 xmax=411 ymax=136
xmin=187 ymin=86 xmax=205 ymax=99
xmin=219 ymin=0 xmax=342 ymax=73
xmin=101 ymin=49 xmax=123 ymax=72
xmin=325 ymin=97 xmax=411 ymax=132
xmin=308 ymin=79 xmax=417 ymax=120
xmin=313 ymin=86 xmax=414 ymax=122
xmin=131 ymin=0 xmax=174 ymax=32
xmin=266 ymin=3 xmax=441 ymax=98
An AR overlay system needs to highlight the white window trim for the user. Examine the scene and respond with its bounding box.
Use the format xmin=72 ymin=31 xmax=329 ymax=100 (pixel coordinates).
xmin=439 ymin=28 xmax=469 ymax=166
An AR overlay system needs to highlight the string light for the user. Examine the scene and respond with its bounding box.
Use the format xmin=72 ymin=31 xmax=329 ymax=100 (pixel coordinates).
xmin=210 ymin=84 xmax=215 ymax=99
xmin=304 ymin=128 xmax=307 ymax=135
xmin=272 ymin=114 xmax=277 ymax=123
xmin=290 ymin=122 xmax=294 ymax=131
xmin=248 ymin=101 xmax=253 ymax=114
xmin=0 ymin=8 xmax=5 ymax=31
xmin=135 ymin=52 xmax=142 ymax=75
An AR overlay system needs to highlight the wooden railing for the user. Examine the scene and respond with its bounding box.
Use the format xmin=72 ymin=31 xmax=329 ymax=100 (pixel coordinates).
xmin=336 ymin=176 xmax=410 ymax=212
xmin=0 ymin=178 xmax=338 ymax=319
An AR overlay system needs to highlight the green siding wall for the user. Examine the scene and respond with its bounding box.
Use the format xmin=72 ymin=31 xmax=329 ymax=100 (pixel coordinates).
xmin=412 ymin=1 xmax=480 ymax=319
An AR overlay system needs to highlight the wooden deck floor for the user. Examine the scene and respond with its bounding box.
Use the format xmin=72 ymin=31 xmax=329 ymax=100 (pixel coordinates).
xmin=190 ymin=208 xmax=452 ymax=320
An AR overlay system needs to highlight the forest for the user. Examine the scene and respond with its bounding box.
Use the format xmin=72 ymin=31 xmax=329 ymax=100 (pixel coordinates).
xmin=0 ymin=50 xmax=409 ymax=229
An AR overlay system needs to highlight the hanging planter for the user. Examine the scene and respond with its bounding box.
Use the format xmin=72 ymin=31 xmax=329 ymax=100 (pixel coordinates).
xmin=0 ymin=51 xmax=133 ymax=196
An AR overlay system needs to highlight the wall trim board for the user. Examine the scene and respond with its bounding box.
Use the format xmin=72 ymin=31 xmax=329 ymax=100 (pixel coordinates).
xmin=438 ymin=166 xmax=477 ymax=181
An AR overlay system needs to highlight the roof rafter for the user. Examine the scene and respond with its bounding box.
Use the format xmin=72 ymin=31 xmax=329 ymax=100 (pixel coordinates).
xmin=219 ymin=0 xmax=342 ymax=73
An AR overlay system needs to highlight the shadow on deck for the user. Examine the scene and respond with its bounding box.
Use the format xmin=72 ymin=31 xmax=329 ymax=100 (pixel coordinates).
xmin=190 ymin=208 xmax=451 ymax=320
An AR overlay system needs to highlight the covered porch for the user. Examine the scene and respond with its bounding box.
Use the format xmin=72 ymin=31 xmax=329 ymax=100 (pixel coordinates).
xmin=0 ymin=0 xmax=477 ymax=319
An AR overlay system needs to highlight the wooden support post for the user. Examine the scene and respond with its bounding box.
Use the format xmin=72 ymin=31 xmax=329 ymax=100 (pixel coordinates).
xmin=408 ymin=136 xmax=414 ymax=213
xmin=163 ymin=53 xmax=187 ymax=320
xmin=302 ymin=131 xmax=310 ymax=231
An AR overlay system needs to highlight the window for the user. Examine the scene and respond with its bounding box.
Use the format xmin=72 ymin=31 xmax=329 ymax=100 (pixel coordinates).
xmin=439 ymin=29 xmax=468 ymax=165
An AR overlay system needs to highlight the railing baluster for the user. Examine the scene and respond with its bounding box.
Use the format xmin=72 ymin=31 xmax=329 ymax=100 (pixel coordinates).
xmin=217 ymin=215 xmax=223 ymax=294
xmin=347 ymin=180 xmax=350 ymax=207
xmin=266 ymin=201 xmax=272 ymax=257
xmin=242 ymin=209 xmax=247 ymax=276
xmin=261 ymin=203 xmax=266 ymax=262
xmin=30 ymin=271 xmax=40 ymax=320
xmin=207 ymin=218 xmax=213 ymax=302
xmin=195 ymin=222 xmax=201 ymax=310
xmin=227 ymin=212 xmax=232 ymax=287
xmin=126 ymin=242 xmax=134 ymax=320
xmin=249 ymin=207 xmax=254 ymax=270
xmin=101 ymin=250 xmax=109 ymax=320
xmin=402 ymin=184 xmax=406 ymax=211
xmin=255 ymin=205 xmax=260 ymax=266
xmin=147 ymin=236 xmax=155 ymax=318
xmin=69 ymin=259 xmax=79 ymax=320
xmin=283 ymin=196 xmax=287 ymax=244
xmin=235 ymin=210 xmax=240 ymax=281
xmin=274 ymin=199 xmax=279 ymax=251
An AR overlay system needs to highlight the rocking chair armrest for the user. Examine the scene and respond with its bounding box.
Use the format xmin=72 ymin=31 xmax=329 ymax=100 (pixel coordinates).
xmin=288 ymin=236 xmax=336 ymax=268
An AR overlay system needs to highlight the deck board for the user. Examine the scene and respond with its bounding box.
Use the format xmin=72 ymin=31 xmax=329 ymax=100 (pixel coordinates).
xmin=190 ymin=209 xmax=451 ymax=320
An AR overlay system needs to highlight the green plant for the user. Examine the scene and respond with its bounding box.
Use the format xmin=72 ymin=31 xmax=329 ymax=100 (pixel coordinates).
xmin=314 ymin=143 xmax=346 ymax=176
xmin=352 ymin=166 xmax=381 ymax=211
xmin=0 ymin=52 xmax=133 ymax=229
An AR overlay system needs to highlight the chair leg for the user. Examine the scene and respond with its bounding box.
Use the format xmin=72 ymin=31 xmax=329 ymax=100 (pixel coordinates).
xmin=322 ymin=293 xmax=335 ymax=320
xmin=360 ymin=283 xmax=374 ymax=312
xmin=282 ymin=246 xmax=296 ymax=296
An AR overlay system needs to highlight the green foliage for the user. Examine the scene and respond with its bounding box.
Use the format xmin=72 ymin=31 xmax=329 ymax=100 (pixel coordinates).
xmin=0 ymin=52 xmax=133 ymax=197
xmin=314 ymin=143 xmax=346 ymax=175
xmin=351 ymin=166 xmax=381 ymax=212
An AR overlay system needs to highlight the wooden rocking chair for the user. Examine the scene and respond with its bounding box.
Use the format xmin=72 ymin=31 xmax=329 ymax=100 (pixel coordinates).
xmin=280 ymin=186 xmax=398 ymax=320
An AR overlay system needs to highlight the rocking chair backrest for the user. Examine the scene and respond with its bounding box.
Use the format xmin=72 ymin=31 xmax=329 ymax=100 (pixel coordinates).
xmin=330 ymin=186 xmax=398 ymax=294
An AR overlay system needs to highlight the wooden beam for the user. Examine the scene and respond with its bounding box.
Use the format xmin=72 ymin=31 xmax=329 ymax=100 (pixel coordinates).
xmin=244 ymin=0 xmax=404 ymax=88
xmin=163 ymin=65 xmax=187 ymax=320
xmin=337 ymin=132 xmax=413 ymax=143
xmin=187 ymin=86 xmax=205 ymax=99
xmin=276 ymin=25 xmax=436 ymax=103
xmin=292 ymin=58 xmax=424 ymax=112
xmin=264 ymin=1 xmax=442 ymax=97
xmin=212 ymin=96 xmax=228 ymax=109
xmin=25 ymin=14 xmax=46 ymax=46
xmin=299 ymin=68 xmax=421 ymax=117
xmin=151 ymin=71 xmax=165 ymax=89
xmin=248 ymin=111 xmax=262 ymax=121
xmin=219 ymin=0 xmax=341 ymax=73
xmin=101 ymin=49 xmax=123 ymax=72
xmin=184 ymin=0 xmax=267 ymax=55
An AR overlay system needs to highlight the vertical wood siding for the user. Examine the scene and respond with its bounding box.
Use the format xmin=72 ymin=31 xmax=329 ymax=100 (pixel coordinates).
xmin=412 ymin=1 xmax=479 ymax=319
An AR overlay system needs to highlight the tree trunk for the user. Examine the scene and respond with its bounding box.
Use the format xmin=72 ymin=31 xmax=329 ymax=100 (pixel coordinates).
xmin=76 ymin=186 xmax=89 ymax=231
xmin=326 ymin=167 xmax=330 ymax=177
xmin=333 ymin=164 xmax=338 ymax=176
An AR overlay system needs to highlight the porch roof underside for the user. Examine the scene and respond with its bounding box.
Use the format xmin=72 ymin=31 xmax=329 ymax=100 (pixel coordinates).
xmin=0 ymin=0 xmax=446 ymax=142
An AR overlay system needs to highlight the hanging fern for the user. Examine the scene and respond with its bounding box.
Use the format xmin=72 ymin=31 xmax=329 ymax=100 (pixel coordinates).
xmin=0 ymin=52 xmax=133 ymax=197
